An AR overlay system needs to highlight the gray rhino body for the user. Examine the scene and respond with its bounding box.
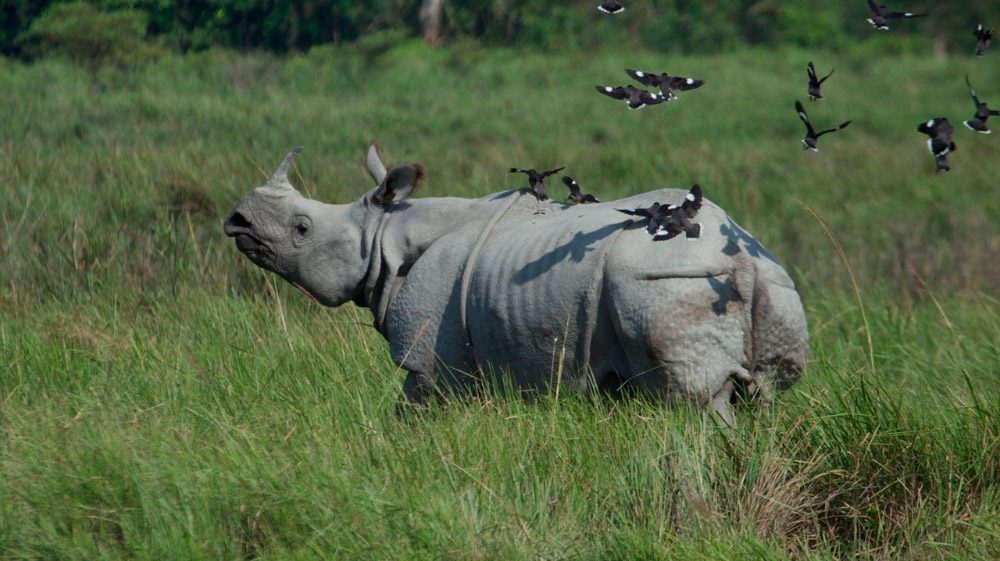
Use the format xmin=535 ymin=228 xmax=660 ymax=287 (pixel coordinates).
xmin=224 ymin=146 xmax=808 ymax=421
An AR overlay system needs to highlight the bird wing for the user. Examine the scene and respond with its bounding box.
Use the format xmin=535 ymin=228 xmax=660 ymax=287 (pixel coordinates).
xmin=625 ymin=69 xmax=661 ymax=88
xmin=815 ymin=121 xmax=851 ymax=138
xmin=819 ymin=67 xmax=835 ymax=84
xmin=886 ymin=11 xmax=925 ymax=19
xmin=866 ymin=0 xmax=880 ymax=14
xmin=989 ymin=108 xmax=1000 ymax=117
xmin=639 ymin=90 xmax=666 ymax=106
xmin=509 ymin=168 xmax=530 ymax=174
xmin=668 ymin=76 xmax=705 ymax=92
xmin=596 ymin=85 xmax=629 ymax=100
xmin=795 ymin=101 xmax=815 ymax=135
xmin=540 ymin=167 xmax=565 ymax=178
xmin=966 ymin=74 xmax=981 ymax=106
xmin=617 ymin=208 xmax=650 ymax=218
xmin=562 ymin=176 xmax=580 ymax=194
xmin=807 ymin=62 xmax=817 ymax=83
xmin=681 ymin=184 xmax=703 ymax=219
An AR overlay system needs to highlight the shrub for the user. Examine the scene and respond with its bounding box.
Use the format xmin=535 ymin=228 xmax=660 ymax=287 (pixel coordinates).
xmin=17 ymin=2 xmax=160 ymax=71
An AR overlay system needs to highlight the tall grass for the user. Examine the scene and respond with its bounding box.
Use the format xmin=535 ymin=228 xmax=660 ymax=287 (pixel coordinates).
xmin=1 ymin=45 xmax=998 ymax=559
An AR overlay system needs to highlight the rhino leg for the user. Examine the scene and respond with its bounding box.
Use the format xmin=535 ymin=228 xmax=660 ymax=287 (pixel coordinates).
xmin=607 ymin=274 xmax=753 ymax=418
xmin=749 ymin=274 xmax=809 ymax=399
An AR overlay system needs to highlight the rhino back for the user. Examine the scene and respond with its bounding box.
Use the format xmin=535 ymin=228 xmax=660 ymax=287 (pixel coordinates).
xmin=464 ymin=189 xmax=747 ymax=388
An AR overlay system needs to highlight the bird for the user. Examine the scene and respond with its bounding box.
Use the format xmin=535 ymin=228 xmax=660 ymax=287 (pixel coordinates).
xmin=595 ymin=85 xmax=666 ymax=110
xmin=865 ymin=1 xmax=926 ymax=31
xmin=796 ymin=100 xmax=851 ymax=151
xmin=562 ymin=176 xmax=599 ymax=204
xmin=625 ymin=68 xmax=705 ymax=101
xmin=916 ymin=118 xmax=956 ymax=172
xmin=597 ymin=0 xmax=625 ymax=14
xmin=962 ymin=75 xmax=999 ymax=134
xmin=509 ymin=167 xmax=565 ymax=200
xmin=616 ymin=185 xmax=704 ymax=241
xmin=654 ymin=184 xmax=704 ymax=241
xmin=806 ymin=62 xmax=835 ymax=101
xmin=974 ymin=24 xmax=993 ymax=56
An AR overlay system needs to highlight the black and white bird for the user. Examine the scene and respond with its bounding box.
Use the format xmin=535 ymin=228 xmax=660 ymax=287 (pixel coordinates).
xmin=598 ymin=0 xmax=624 ymax=14
xmin=625 ymin=68 xmax=705 ymax=101
xmin=963 ymin=75 xmax=999 ymax=134
xmin=865 ymin=0 xmax=926 ymax=31
xmin=596 ymin=85 xmax=666 ymax=110
xmin=916 ymin=118 xmax=956 ymax=172
xmin=617 ymin=202 xmax=668 ymax=235
xmin=562 ymin=176 xmax=600 ymax=204
xmin=616 ymin=185 xmax=704 ymax=241
xmin=974 ymin=24 xmax=993 ymax=56
xmin=796 ymin=100 xmax=851 ymax=151
xmin=807 ymin=62 xmax=835 ymax=101
xmin=654 ymin=184 xmax=704 ymax=241
xmin=509 ymin=167 xmax=565 ymax=200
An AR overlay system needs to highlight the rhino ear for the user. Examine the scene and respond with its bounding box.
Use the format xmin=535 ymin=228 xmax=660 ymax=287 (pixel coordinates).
xmin=370 ymin=163 xmax=424 ymax=207
xmin=365 ymin=141 xmax=387 ymax=185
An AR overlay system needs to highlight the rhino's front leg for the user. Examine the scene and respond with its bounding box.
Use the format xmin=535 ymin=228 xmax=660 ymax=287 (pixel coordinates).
xmin=395 ymin=370 xmax=440 ymax=417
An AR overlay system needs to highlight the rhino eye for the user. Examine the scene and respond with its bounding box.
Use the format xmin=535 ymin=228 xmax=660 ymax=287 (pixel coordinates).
xmin=293 ymin=217 xmax=312 ymax=241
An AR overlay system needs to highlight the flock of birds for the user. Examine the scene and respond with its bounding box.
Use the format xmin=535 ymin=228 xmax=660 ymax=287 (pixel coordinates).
xmin=507 ymin=2 xmax=996 ymax=241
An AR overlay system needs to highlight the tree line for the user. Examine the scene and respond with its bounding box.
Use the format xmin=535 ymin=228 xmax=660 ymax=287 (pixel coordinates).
xmin=3 ymin=1 xmax=996 ymax=61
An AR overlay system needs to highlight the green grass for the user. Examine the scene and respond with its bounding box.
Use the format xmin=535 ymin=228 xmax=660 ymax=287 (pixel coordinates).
xmin=1 ymin=44 xmax=999 ymax=559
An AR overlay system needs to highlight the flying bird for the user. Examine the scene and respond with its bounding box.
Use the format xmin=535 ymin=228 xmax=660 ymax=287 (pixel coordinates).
xmin=796 ymin=100 xmax=851 ymax=151
xmin=963 ymin=75 xmax=999 ymax=134
xmin=596 ymin=85 xmax=666 ymax=110
xmin=806 ymin=62 xmax=835 ymax=101
xmin=562 ymin=176 xmax=600 ymax=204
xmin=616 ymin=185 xmax=704 ymax=241
xmin=510 ymin=167 xmax=565 ymax=200
xmin=974 ymin=24 xmax=993 ymax=56
xmin=917 ymin=118 xmax=956 ymax=172
xmin=865 ymin=0 xmax=926 ymax=31
xmin=598 ymin=0 xmax=625 ymax=14
xmin=625 ymin=68 xmax=705 ymax=101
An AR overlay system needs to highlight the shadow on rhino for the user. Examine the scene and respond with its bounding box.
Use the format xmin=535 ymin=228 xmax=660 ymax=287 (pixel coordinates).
xmin=223 ymin=144 xmax=809 ymax=423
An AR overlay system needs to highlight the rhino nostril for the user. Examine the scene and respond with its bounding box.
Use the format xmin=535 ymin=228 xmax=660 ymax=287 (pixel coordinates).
xmin=227 ymin=211 xmax=252 ymax=229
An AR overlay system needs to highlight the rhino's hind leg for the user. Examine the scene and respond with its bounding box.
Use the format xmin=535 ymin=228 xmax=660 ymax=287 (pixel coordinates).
xmin=710 ymin=380 xmax=736 ymax=426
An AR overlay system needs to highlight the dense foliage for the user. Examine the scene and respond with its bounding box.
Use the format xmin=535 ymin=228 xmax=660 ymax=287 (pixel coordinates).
xmin=3 ymin=0 xmax=1000 ymax=59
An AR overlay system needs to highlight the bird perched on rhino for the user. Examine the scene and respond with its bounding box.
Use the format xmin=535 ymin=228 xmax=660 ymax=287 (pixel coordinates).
xmin=597 ymin=0 xmax=624 ymax=14
xmin=917 ymin=118 xmax=956 ymax=172
xmin=562 ymin=176 xmax=600 ymax=204
xmin=625 ymin=68 xmax=704 ymax=101
xmin=509 ymin=167 xmax=565 ymax=201
xmin=617 ymin=185 xmax=704 ymax=241
xmin=865 ymin=0 xmax=926 ymax=31
xmin=796 ymin=101 xmax=851 ymax=151
xmin=974 ymin=24 xmax=993 ymax=56
xmin=806 ymin=62 xmax=835 ymax=101
xmin=596 ymin=85 xmax=666 ymax=110
xmin=963 ymin=75 xmax=1000 ymax=134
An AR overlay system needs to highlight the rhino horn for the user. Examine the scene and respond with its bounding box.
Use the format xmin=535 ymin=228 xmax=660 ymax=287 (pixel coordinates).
xmin=365 ymin=141 xmax=388 ymax=185
xmin=263 ymin=146 xmax=304 ymax=192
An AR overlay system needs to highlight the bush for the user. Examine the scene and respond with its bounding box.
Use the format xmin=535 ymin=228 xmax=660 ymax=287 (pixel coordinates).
xmin=17 ymin=2 xmax=160 ymax=70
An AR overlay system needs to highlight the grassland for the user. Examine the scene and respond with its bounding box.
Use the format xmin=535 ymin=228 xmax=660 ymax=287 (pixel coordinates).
xmin=1 ymin=43 xmax=999 ymax=560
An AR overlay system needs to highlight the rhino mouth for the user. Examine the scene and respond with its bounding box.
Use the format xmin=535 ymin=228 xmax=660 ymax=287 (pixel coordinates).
xmin=229 ymin=232 xmax=272 ymax=266
xmin=224 ymin=212 xmax=274 ymax=267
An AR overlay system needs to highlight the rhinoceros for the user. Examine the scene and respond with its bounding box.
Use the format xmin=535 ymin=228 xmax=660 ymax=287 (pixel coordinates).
xmin=223 ymin=144 xmax=808 ymax=422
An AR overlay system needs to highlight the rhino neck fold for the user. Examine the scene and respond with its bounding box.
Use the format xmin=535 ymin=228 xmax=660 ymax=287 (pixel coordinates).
xmin=359 ymin=192 xmax=528 ymax=336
